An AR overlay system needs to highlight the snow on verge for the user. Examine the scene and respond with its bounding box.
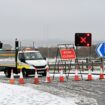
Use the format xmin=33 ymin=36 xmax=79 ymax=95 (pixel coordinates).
xmin=0 ymin=83 xmax=77 ymax=105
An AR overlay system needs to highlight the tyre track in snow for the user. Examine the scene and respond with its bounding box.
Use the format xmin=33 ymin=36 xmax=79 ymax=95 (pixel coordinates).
xmin=45 ymin=79 xmax=105 ymax=105
xmin=24 ymin=78 xmax=105 ymax=105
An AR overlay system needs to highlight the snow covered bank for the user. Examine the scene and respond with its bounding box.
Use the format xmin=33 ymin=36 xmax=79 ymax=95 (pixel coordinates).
xmin=0 ymin=83 xmax=77 ymax=105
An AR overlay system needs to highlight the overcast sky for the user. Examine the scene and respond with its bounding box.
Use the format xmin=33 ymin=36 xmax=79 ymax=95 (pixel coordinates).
xmin=0 ymin=0 xmax=105 ymax=46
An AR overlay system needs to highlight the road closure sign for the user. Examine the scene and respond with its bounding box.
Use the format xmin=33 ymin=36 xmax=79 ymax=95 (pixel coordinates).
xmin=60 ymin=48 xmax=76 ymax=60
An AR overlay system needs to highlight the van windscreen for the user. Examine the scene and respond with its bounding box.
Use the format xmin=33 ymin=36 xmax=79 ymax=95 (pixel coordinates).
xmin=19 ymin=52 xmax=43 ymax=60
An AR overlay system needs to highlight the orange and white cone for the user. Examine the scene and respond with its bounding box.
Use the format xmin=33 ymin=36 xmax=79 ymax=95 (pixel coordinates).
xmin=99 ymin=65 xmax=104 ymax=79
xmin=45 ymin=67 xmax=51 ymax=83
xmin=74 ymin=68 xmax=80 ymax=81
xmin=59 ymin=67 xmax=64 ymax=82
xmin=9 ymin=69 xmax=15 ymax=84
xmin=34 ymin=68 xmax=39 ymax=84
xmin=18 ymin=69 xmax=25 ymax=84
xmin=87 ymin=66 xmax=93 ymax=81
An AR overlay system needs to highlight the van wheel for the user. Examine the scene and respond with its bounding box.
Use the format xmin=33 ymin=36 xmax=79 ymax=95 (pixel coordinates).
xmin=4 ymin=69 xmax=11 ymax=78
xmin=22 ymin=69 xmax=29 ymax=77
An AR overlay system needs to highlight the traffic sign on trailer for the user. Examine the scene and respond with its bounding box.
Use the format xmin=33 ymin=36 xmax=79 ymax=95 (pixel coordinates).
xmin=96 ymin=43 xmax=105 ymax=58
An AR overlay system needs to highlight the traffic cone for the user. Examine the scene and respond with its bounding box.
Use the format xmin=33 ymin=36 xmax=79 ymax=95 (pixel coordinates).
xmin=59 ymin=67 xmax=64 ymax=82
xmin=9 ymin=69 xmax=15 ymax=84
xmin=45 ymin=67 xmax=51 ymax=83
xmin=74 ymin=67 xmax=80 ymax=81
xmin=18 ymin=69 xmax=25 ymax=84
xmin=87 ymin=66 xmax=93 ymax=81
xmin=99 ymin=65 xmax=104 ymax=79
xmin=34 ymin=68 xmax=39 ymax=84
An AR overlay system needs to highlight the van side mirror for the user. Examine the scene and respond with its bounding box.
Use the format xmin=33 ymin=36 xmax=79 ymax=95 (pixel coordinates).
xmin=19 ymin=53 xmax=25 ymax=63
xmin=20 ymin=57 xmax=25 ymax=62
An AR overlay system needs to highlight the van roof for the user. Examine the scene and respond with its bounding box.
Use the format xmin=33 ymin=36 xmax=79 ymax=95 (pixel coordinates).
xmin=19 ymin=47 xmax=39 ymax=52
xmin=19 ymin=50 xmax=39 ymax=53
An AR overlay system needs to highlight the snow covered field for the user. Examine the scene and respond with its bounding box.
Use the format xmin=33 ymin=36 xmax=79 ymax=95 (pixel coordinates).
xmin=0 ymin=83 xmax=77 ymax=105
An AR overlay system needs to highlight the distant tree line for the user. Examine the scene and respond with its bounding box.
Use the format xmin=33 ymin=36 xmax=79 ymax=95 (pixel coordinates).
xmin=38 ymin=45 xmax=98 ymax=58
xmin=38 ymin=47 xmax=58 ymax=58
xmin=2 ymin=44 xmax=98 ymax=58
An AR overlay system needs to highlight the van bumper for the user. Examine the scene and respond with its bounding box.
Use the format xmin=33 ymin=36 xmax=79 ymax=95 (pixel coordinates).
xmin=25 ymin=69 xmax=46 ymax=74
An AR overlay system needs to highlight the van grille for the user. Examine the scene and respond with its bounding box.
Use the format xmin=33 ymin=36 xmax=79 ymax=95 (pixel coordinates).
xmin=35 ymin=65 xmax=46 ymax=69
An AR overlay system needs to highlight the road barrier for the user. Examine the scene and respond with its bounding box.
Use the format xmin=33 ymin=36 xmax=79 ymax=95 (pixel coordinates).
xmin=6 ymin=64 xmax=105 ymax=85
xmin=48 ymin=58 xmax=103 ymax=72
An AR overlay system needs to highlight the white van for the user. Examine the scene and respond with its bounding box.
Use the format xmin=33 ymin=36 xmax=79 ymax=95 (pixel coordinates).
xmin=18 ymin=48 xmax=48 ymax=77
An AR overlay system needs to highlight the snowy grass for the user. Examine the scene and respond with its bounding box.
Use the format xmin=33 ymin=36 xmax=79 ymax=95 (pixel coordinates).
xmin=0 ymin=83 xmax=77 ymax=105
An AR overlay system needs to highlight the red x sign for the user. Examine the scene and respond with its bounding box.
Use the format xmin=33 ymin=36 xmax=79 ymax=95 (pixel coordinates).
xmin=80 ymin=37 xmax=86 ymax=43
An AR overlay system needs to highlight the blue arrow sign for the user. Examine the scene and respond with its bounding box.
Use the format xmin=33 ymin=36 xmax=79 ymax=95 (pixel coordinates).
xmin=96 ymin=43 xmax=105 ymax=58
